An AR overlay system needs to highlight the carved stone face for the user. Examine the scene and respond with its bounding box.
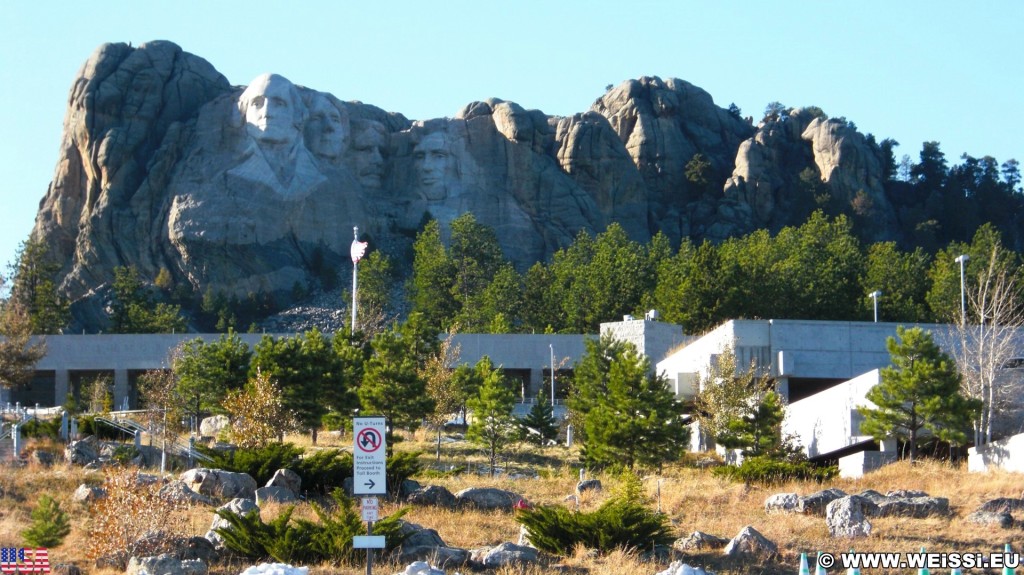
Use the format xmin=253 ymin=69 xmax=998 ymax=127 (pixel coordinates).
xmin=349 ymin=122 xmax=386 ymax=189
xmin=305 ymin=96 xmax=347 ymax=160
xmin=413 ymin=131 xmax=453 ymax=200
xmin=239 ymin=74 xmax=300 ymax=146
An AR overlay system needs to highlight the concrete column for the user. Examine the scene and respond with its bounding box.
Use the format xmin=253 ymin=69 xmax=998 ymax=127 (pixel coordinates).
xmin=54 ymin=370 xmax=70 ymax=407
xmin=528 ymin=368 xmax=544 ymax=399
xmin=774 ymin=377 xmax=790 ymax=402
xmin=113 ymin=369 xmax=129 ymax=411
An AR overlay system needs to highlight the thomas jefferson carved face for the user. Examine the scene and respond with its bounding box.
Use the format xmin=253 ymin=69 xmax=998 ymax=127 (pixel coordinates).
xmin=238 ymin=74 xmax=302 ymax=146
xmin=413 ymin=131 xmax=453 ymax=201
xmin=305 ymin=95 xmax=347 ymax=160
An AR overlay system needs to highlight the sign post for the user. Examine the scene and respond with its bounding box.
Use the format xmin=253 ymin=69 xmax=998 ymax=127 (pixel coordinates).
xmin=353 ymin=417 xmax=387 ymax=575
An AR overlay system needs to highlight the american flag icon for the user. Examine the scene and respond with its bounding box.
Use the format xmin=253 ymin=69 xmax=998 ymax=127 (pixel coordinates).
xmin=0 ymin=548 xmax=50 ymax=574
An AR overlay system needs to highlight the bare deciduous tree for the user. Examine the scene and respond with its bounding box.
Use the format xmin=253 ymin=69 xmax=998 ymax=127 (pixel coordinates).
xmin=946 ymin=245 xmax=1024 ymax=446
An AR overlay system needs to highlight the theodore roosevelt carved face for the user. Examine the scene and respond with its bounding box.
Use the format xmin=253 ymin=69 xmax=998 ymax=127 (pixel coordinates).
xmin=348 ymin=120 xmax=387 ymax=189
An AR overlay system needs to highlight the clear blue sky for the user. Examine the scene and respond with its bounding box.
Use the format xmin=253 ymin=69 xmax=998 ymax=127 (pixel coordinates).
xmin=1 ymin=1 xmax=1021 ymax=276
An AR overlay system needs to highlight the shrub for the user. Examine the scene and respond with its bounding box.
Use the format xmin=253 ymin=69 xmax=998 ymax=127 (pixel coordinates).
xmin=19 ymin=418 xmax=61 ymax=439
xmin=199 ymin=443 xmax=304 ymax=485
xmin=76 ymin=416 xmax=123 ymax=440
xmin=21 ymin=494 xmax=71 ymax=547
xmin=711 ymin=455 xmax=837 ymax=484
xmin=516 ymin=472 xmax=672 ymax=555
xmin=216 ymin=489 xmax=408 ymax=565
xmin=293 ymin=449 xmax=353 ymax=494
xmin=386 ymin=451 xmax=422 ymax=496
xmin=86 ymin=468 xmax=189 ymax=569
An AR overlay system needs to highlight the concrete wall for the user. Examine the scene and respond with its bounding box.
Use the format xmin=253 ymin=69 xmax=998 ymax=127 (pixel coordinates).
xmin=968 ymin=432 xmax=1024 ymax=473
xmin=655 ymin=320 xmax=771 ymax=399
xmin=783 ymin=369 xmax=880 ymax=458
xmin=599 ymin=319 xmax=693 ymax=366
xmin=839 ymin=450 xmax=898 ymax=479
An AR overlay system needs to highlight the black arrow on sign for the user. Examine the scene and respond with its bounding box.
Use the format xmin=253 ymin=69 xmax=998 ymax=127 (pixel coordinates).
xmin=364 ymin=479 xmax=376 ymax=490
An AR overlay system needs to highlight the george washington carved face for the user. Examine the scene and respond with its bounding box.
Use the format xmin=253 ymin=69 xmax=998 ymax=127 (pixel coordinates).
xmin=238 ymin=73 xmax=303 ymax=146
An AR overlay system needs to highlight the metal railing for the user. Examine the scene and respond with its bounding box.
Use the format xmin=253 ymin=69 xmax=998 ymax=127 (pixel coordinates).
xmin=95 ymin=413 xmax=212 ymax=463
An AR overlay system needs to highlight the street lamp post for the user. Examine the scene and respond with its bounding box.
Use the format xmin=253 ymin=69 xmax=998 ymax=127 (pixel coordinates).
xmin=549 ymin=344 xmax=556 ymax=408
xmin=869 ymin=290 xmax=882 ymax=323
xmin=955 ymin=254 xmax=970 ymax=325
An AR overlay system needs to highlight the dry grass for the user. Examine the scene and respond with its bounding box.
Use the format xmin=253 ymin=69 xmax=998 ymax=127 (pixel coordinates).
xmin=1 ymin=435 xmax=1023 ymax=575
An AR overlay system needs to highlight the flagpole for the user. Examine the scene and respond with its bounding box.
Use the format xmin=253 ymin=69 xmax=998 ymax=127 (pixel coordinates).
xmin=352 ymin=226 xmax=359 ymax=334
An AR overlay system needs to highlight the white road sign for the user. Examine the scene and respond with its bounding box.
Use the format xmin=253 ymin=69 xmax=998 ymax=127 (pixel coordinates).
xmin=361 ymin=497 xmax=379 ymax=522
xmin=352 ymin=535 xmax=386 ymax=549
xmin=353 ymin=417 xmax=387 ymax=495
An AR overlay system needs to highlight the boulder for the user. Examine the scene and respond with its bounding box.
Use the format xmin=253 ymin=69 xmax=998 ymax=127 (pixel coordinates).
xmin=50 ymin=564 xmax=81 ymax=575
xmin=157 ymin=480 xmax=212 ymax=506
xmin=406 ymin=485 xmax=456 ymax=508
xmin=885 ymin=489 xmax=928 ymax=498
xmin=454 ymin=487 xmax=522 ymax=511
xmin=174 ymin=537 xmax=220 ymax=564
xmin=722 ymin=526 xmax=777 ymax=559
xmin=799 ymin=488 xmax=848 ymax=516
xmin=826 ymin=496 xmax=873 ymax=538
xmin=199 ymin=415 xmax=230 ymax=438
xmin=255 ymin=486 xmax=298 ymax=505
xmin=976 ymin=497 xmax=1024 ymax=514
xmin=656 ymin=562 xmax=715 ymax=575
xmin=473 ymin=542 xmax=540 ymax=568
xmin=576 ymin=479 xmax=602 ymax=494
xmin=31 ymin=450 xmax=57 ymax=466
xmin=205 ymin=498 xmax=259 ymax=547
xmin=180 ymin=468 xmax=258 ymax=500
xmin=125 ymin=554 xmax=207 ymax=575
xmin=764 ymin=492 xmax=800 ymax=513
xmin=239 ymin=564 xmax=309 ymax=575
xmin=394 ymin=521 xmax=468 ymax=569
xmin=874 ymin=496 xmax=949 ymax=518
xmin=65 ymin=437 xmax=99 ymax=466
xmin=400 ymin=479 xmax=422 ymax=497
xmin=266 ymin=469 xmax=301 ymax=495
xmin=673 ymin=531 xmax=729 ymax=552
xmin=158 ymin=480 xmax=215 ymax=506
xmin=73 ymin=483 xmax=106 ymax=503
xmin=966 ymin=510 xmax=1014 ymax=528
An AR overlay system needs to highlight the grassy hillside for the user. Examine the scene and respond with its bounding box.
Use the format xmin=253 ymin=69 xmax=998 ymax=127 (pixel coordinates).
xmin=0 ymin=431 xmax=1019 ymax=575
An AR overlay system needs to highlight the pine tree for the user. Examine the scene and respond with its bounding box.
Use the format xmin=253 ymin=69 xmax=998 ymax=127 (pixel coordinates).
xmin=466 ymin=357 xmax=516 ymax=476
xmin=21 ymin=494 xmax=71 ymax=548
xmin=575 ymin=335 xmax=689 ymax=469
xmin=857 ymin=326 xmax=981 ymax=462
xmin=717 ymin=390 xmax=787 ymax=458
xmin=519 ymin=391 xmax=557 ymax=447
xmin=359 ymin=326 xmax=434 ymax=454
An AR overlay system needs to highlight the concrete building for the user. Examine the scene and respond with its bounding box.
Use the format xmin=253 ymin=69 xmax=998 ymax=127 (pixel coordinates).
xmin=2 ymin=319 xmax=688 ymax=411
xmin=655 ymin=318 xmax=1024 ymax=474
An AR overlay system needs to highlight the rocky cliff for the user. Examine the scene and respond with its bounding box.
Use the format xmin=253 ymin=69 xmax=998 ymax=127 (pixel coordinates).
xmin=31 ymin=41 xmax=900 ymax=330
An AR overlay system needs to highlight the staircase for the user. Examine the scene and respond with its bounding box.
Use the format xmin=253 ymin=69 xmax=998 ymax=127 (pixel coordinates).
xmin=95 ymin=413 xmax=212 ymax=464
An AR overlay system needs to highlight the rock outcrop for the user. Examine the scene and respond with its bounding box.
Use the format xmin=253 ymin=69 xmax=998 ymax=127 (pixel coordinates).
xmin=30 ymin=41 xmax=906 ymax=331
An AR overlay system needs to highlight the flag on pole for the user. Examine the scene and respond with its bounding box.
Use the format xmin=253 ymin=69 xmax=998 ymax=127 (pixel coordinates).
xmin=351 ymin=239 xmax=368 ymax=263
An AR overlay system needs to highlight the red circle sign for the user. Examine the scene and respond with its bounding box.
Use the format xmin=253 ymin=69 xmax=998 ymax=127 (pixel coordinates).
xmin=356 ymin=428 xmax=383 ymax=452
